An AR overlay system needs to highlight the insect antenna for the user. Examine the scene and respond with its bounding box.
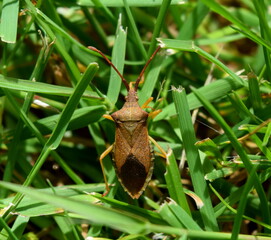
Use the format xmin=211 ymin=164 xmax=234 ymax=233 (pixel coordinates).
xmin=88 ymin=46 xmax=130 ymax=91
xmin=134 ymin=45 xmax=162 ymax=91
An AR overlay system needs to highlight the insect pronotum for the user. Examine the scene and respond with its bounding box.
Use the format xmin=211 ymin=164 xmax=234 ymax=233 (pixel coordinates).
xmin=89 ymin=45 xmax=166 ymax=199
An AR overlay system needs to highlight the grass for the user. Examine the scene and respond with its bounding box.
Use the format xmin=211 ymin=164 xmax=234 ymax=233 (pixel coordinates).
xmin=0 ymin=0 xmax=271 ymax=239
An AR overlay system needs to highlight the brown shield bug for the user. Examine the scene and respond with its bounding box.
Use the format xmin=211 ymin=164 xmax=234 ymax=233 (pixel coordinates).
xmin=89 ymin=45 xmax=166 ymax=199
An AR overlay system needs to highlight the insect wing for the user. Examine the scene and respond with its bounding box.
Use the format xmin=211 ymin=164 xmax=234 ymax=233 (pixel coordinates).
xmin=113 ymin=122 xmax=154 ymax=198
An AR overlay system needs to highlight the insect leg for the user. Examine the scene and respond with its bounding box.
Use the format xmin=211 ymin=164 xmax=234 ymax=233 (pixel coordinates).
xmin=149 ymin=109 xmax=162 ymax=119
xmin=148 ymin=136 xmax=167 ymax=158
xmin=99 ymin=144 xmax=114 ymax=196
xmin=141 ymin=97 xmax=153 ymax=109
xmin=128 ymin=79 xmax=144 ymax=90
xmin=141 ymin=97 xmax=162 ymax=119
xmin=103 ymin=114 xmax=114 ymax=121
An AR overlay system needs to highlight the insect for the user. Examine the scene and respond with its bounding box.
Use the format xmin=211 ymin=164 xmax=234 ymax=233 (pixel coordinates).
xmin=89 ymin=45 xmax=166 ymax=199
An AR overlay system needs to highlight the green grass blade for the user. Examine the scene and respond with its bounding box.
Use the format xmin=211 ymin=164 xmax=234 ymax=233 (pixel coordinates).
xmin=155 ymin=77 xmax=244 ymax=121
xmin=138 ymin=52 xmax=164 ymax=105
xmin=177 ymin=1 xmax=209 ymax=40
xmin=46 ymin=63 xmax=98 ymax=149
xmin=4 ymin=182 xmax=270 ymax=239
xmin=17 ymin=106 xmax=105 ymax=140
xmin=123 ymin=0 xmax=147 ymax=60
xmin=81 ymin=6 xmax=109 ymax=48
xmin=172 ymin=86 xmax=219 ymax=231
xmin=1 ymin=38 xmax=54 ymax=198
xmin=193 ymin=88 xmax=271 ymax=229
xmin=164 ymin=149 xmax=190 ymax=214
xmin=248 ymin=72 xmax=262 ymax=112
xmin=148 ymin=0 xmax=172 ymax=58
xmin=252 ymin=0 xmax=271 ymax=81
xmin=250 ymin=134 xmax=271 ymax=161
xmin=24 ymin=3 xmax=98 ymax=66
xmin=24 ymin=4 xmax=81 ymax=84
xmin=0 ymin=75 xmax=100 ymax=99
xmin=86 ymin=0 xmax=116 ymax=24
xmin=210 ymin=184 xmax=271 ymax=230
xmin=57 ymin=212 xmax=84 ymax=240
xmin=107 ymin=14 xmax=127 ymax=105
xmin=3 ymin=96 xmax=90 ymax=189
xmin=159 ymin=39 xmax=244 ymax=85
xmin=0 ymin=181 xmax=148 ymax=235
xmin=10 ymin=216 xmax=30 ymax=240
xmin=0 ymin=0 xmax=19 ymax=43
xmin=200 ymin=0 xmax=271 ymax=51
xmin=227 ymin=92 xmax=258 ymax=122
xmin=4 ymin=104 xmax=103 ymax=187
xmin=158 ymin=202 xmax=184 ymax=228
xmin=3 ymin=63 xmax=98 ymax=216
xmin=161 ymin=201 xmax=202 ymax=230
xmin=230 ymin=165 xmax=258 ymax=240
xmin=93 ymin=194 xmax=165 ymax=224
xmin=78 ymin=0 xmax=182 ymax=7
xmin=263 ymin=122 xmax=271 ymax=146
xmin=0 ymin=217 xmax=19 ymax=240
xmin=88 ymin=122 xmax=117 ymax=198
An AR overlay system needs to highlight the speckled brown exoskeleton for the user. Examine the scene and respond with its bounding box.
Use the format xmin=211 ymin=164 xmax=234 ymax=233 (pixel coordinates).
xmin=89 ymin=46 xmax=166 ymax=199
